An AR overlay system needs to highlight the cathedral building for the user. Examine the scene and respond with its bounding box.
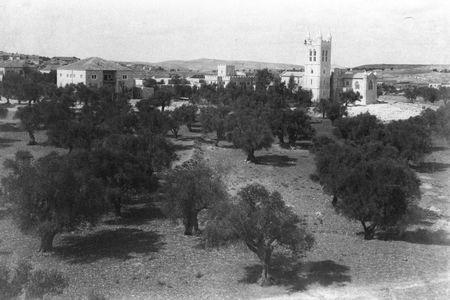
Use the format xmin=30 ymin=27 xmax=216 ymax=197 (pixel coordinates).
xmin=298 ymin=33 xmax=378 ymax=105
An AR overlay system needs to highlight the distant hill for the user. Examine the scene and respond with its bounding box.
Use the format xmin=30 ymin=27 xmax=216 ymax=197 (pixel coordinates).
xmin=134 ymin=58 xmax=303 ymax=72
xmin=353 ymin=64 xmax=450 ymax=70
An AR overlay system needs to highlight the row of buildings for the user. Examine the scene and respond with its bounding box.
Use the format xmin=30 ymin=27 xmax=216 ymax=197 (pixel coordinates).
xmin=4 ymin=35 xmax=379 ymax=104
xmin=280 ymin=33 xmax=377 ymax=105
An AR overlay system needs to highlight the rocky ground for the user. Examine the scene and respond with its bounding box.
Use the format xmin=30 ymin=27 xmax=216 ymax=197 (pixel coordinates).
xmin=0 ymin=99 xmax=449 ymax=299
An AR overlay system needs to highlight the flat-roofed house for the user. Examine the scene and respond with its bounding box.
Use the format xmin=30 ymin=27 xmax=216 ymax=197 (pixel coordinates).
xmin=57 ymin=57 xmax=135 ymax=92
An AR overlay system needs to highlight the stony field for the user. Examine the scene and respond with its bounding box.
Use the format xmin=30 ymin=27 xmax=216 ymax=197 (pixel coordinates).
xmin=0 ymin=99 xmax=449 ymax=299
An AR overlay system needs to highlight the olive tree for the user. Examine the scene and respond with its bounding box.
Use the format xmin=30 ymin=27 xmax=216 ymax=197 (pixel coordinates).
xmin=162 ymin=153 xmax=227 ymax=235
xmin=336 ymin=158 xmax=420 ymax=239
xmin=2 ymin=151 xmax=106 ymax=252
xmin=227 ymin=108 xmax=273 ymax=162
xmin=230 ymin=184 xmax=314 ymax=285
xmin=199 ymin=105 xmax=231 ymax=146
xmin=15 ymin=105 xmax=42 ymax=145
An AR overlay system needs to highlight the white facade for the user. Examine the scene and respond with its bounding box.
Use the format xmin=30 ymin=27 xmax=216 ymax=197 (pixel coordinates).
xmin=218 ymin=64 xmax=235 ymax=77
xmin=303 ymin=33 xmax=332 ymax=101
xmin=280 ymin=71 xmax=303 ymax=88
xmin=56 ymin=57 xmax=135 ymax=92
xmin=57 ymin=69 xmax=87 ymax=87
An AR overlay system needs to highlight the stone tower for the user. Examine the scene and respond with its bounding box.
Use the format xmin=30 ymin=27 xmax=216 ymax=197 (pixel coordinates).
xmin=303 ymin=32 xmax=332 ymax=101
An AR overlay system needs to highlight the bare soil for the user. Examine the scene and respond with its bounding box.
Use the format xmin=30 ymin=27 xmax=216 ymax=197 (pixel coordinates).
xmin=0 ymin=101 xmax=449 ymax=299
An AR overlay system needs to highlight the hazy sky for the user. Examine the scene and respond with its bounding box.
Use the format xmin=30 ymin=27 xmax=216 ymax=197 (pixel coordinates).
xmin=0 ymin=0 xmax=448 ymax=67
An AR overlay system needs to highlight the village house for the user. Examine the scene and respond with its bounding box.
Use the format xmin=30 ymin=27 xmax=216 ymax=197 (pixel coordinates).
xmin=204 ymin=64 xmax=254 ymax=89
xmin=0 ymin=60 xmax=36 ymax=81
xmin=280 ymin=70 xmax=304 ymax=89
xmin=186 ymin=74 xmax=205 ymax=87
xmin=57 ymin=57 xmax=135 ymax=92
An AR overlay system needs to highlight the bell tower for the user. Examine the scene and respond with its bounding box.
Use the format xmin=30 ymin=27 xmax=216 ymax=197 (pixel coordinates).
xmin=304 ymin=32 xmax=332 ymax=101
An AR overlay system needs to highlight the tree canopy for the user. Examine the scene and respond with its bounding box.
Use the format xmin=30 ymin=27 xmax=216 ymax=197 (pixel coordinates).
xmin=230 ymin=184 xmax=314 ymax=285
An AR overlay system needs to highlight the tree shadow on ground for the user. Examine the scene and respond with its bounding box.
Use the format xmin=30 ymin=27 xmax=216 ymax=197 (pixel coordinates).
xmin=431 ymin=146 xmax=449 ymax=152
xmin=0 ymin=137 xmax=21 ymax=144
xmin=187 ymin=127 xmax=202 ymax=133
xmin=0 ymin=137 xmax=21 ymax=148
xmin=240 ymin=256 xmax=351 ymax=292
xmin=402 ymin=205 xmax=442 ymax=226
xmin=412 ymin=162 xmax=450 ymax=173
xmin=104 ymin=202 xmax=165 ymax=226
xmin=379 ymin=229 xmax=450 ymax=246
xmin=257 ymin=155 xmax=297 ymax=167
xmin=0 ymin=123 xmax=22 ymax=132
xmin=172 ymin=143 xmax=194 ymax=152
xmin=293 ymin=141 xmax=313 ymax=150
xmin=54 ymin=228 xmax=164 ymax=264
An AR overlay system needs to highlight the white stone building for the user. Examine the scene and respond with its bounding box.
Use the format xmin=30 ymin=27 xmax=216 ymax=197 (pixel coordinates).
xmin=57 ymin=57 xmax=135 ymax=92
xmin=287 ymin=33 xmax=378 ymax=105
xmin=204 ymin=64 xmax=254 ymax=89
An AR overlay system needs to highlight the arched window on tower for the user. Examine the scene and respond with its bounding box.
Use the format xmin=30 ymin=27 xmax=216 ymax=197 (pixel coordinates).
xmin=309 ymin=50 xmax=312 ymax=61
xmin=322 ymin=50 xmax=324 ymax=61
xmin=313 ymin=50 xmax=316 ymax=61
xmin=325 ymin=50 xmax=328 ymax=62
xmin=355 ymin=81 xmax=360 ymax=90
xmin=368 ymin=80 xmax=373 ymax=90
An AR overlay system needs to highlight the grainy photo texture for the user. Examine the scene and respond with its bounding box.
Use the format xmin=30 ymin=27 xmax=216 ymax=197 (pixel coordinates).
xmin=0 ymin=0 xmax=449 ymax=299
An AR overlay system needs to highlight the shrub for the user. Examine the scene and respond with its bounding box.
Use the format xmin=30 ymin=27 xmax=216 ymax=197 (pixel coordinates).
xmin=0 ymin=262 xmax=31 ymax=299
xmin=27 ymin=269 xmax=68 ymax=299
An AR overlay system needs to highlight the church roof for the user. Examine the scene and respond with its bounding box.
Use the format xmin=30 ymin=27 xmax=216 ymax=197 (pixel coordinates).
xmin=57 ymin=57 xmax=132 ymax=71
xmin=280 ymin=70 xmax=304 ymax=77
xmin=342 ymin=71 xmax=376 ymax=79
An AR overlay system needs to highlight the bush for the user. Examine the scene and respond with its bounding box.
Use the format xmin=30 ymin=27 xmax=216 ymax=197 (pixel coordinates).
xmin=0 ymin=261 xmax=67 ymax=299
xmin=27 ymin=269 xmax=68 ymax=299
xmin=0 ymin=261 xmax=32 ymax=299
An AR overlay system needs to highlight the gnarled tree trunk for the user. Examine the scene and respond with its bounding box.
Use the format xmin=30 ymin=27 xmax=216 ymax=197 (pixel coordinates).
xmin=246 ymin=150 xmax=257 ymax=163
xmin=27 ymin=130 xmax=37 ymax=145
xmin=183 ymin=209 xmax=200 ymax=235
xmin=39 ymin=230 xmax=57 ymax=252
xmin=361 ymin=221 xmax=376 ymax=240
xmin=332 ymin=195 xmax=338 ymax=207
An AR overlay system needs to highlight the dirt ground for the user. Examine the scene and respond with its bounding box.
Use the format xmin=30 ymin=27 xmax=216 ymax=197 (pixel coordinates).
xmin=0 ymin=100 xmax=449 ymax=299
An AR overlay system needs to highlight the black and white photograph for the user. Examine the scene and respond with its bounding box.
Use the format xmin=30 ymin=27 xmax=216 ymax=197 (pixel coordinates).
xmin=0 ymin=0 xmax=449 ymax=299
